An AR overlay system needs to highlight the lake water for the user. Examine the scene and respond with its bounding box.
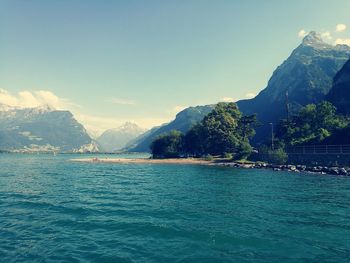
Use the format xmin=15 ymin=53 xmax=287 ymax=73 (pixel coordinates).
xmin=0 ymin=153 xmax=350 ymax=262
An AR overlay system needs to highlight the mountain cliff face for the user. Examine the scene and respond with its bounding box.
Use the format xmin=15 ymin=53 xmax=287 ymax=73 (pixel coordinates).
xmin=128 ymin=105 xmax=214 ymax=152
xmin=0 ymin=104 xmax=97 ymax=152
xmin=327 ymin=59 xmax=350 ymax=115
xmin=237 ymin=31 xmax=350 ymax=144
xmin=97 ymin=122 xmax=145 ymax=152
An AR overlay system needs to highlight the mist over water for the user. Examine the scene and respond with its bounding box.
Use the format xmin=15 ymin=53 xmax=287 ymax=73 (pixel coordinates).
xmin=1 ymin=153 xmax=350 ymax=262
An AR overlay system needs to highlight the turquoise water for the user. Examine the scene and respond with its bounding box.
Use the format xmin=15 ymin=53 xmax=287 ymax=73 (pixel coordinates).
xmin=0 ymin=154 xmax=350 ymax=262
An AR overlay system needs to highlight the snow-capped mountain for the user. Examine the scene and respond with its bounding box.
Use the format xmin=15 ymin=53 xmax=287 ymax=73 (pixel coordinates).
xmin=97 ymin=122 xmax=145 ymax=152
xmin=0 ymin=104 xmax=99 ymax=152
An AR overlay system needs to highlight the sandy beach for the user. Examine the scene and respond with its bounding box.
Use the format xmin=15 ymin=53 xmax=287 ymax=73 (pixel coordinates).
xmin=70 ymin=157 xmax=213 ymax=165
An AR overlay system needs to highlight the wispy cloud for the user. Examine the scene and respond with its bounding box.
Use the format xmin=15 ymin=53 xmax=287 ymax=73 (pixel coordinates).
xmin=0 ymin=89 xmax=168 ymax=135
xmin=166 ymin=105 xmax=188 ymax=115
xmin=108 ymin=97 xmax=137 ymax=105
xmin=245 ymin=93 xmax=256 ymax=99
xmin=321 ymin=31 xmax=332 ymax=40
xmin=336 ymin=24 xmax=347 ymax=32
xmin=74 ymin=113 xmax=167 ymax=136
xmin=0 ymin=89 xmax=77 ymax=109
xmin=172 ymin=105 xmax=187 ymax=113
xmin=298 ymin=29 xmax=307 ymax=38
xmin=334 ymin=38 xmax=350 ymax=46
xmin=220 ymin=97 xmax=236 ymax=102
xmin=297 ymin=25 xmax=350 ymax=47
xmin=298 ymin=29 xmax=333 ymax=40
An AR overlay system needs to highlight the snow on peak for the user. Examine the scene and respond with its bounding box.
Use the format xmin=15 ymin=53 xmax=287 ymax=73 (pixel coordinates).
xmin=0 ymin=102 xmax=56 ymax=113
xmin=0 ymin=103 xmax=16 ymax=112
xmin=31 ymin=104 xmax=56 ymax=113
xmin=301 ymin=31 xmax=330 ymax=48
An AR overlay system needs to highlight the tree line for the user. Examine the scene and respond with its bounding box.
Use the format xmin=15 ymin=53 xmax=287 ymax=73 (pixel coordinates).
xmin=151 ymin=102 xmax=257 ymax=159
xmin=150 ymin=100 xmax=350 ymax=163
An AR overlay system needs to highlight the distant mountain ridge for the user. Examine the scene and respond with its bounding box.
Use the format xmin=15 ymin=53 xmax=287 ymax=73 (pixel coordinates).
xmin=128 ymin=105 xmax=214 ymax=152
xmin=97 ymin=122 xmax=145 ymax=152
xmin=0 ymin=104 xmax=98 ymax=152
xmin=236 ymin=31 xmax=350 ymax=143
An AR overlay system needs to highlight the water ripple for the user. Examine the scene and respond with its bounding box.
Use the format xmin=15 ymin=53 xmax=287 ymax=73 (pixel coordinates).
xmin=1 ymin=153 xmax=350 ymax=262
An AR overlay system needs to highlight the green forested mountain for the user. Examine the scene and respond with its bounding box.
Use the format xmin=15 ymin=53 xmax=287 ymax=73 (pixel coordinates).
xmin=236 ymin=31 xmax=350 ymax=144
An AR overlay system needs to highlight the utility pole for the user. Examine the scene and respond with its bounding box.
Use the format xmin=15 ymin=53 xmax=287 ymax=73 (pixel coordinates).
xmin=285 ymin=90 xmax=290 ymax=121
xmin=270 ymin=123 xmax=274 ymax=150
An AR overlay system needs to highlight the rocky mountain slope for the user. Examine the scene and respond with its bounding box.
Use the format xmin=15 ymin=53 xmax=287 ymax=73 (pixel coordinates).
xmin=237 ymin=31 xmax=350 ymax=143
xmin=327 ymin=58 xmax=350 ymax=115
xmin=0 ymin=104 xmax=98 ymax=152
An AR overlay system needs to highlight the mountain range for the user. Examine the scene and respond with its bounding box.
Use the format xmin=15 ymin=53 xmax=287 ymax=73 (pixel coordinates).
xmin=129 ymin=31 xmax=350 ymax=151
xmin=0 ymin=104 xmax=98 ymax=152
xmin=97 ymin=122 xmax=145 ymax=152
xmin=1 ymin=32 xmax=349 ymax=153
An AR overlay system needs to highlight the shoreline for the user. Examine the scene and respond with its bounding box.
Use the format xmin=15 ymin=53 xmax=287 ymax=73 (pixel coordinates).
xmin=71 ymin=157 xmax=212 ymax=165
xmin=71 ymin=157 xmax=350 ymax=176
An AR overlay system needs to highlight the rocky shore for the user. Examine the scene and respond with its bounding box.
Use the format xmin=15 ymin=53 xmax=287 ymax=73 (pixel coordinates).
xmin=214 ymin=162 xmax=350 ymax=176
xmin=72 ymin=157 xmax=350 ymax=176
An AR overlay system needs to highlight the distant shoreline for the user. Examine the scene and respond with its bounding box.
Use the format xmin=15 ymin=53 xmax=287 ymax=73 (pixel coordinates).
xmin=70 ymin=157 xmax=212 ymax=165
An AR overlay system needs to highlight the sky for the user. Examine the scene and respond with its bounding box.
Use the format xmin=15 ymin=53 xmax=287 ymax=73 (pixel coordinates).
xmin=1 ymin=0 xmax=350 ymax=135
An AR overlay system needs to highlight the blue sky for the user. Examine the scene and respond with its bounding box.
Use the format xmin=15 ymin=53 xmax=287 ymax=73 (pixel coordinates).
xmin=1 ymin=0 xmax=350 ymax=134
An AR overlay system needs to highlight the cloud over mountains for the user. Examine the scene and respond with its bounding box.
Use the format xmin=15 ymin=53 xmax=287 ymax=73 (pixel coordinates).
xmin=298 ymin=24 xmax=350 ymax=47
xmin=0 ymin=89 xmax=72 ymax=109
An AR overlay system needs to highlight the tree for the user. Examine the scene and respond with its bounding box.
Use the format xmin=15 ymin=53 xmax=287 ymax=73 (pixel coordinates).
xmin=277 ymin=101 xmax=349 ymax=146
xmin=185 ymin=102 xmax=257 ymax=158
xmin=150 ymin=130 xmax=184 ymax=158
xmin=257 ymin=145 xmax=288 ymax=164
xmin=151 ymin=102 xmax=257 ymax=159
xmin=184 ymin=123 xmax=207 ymax=157
xmin=238 ymin=114 xmax=258 ymax=140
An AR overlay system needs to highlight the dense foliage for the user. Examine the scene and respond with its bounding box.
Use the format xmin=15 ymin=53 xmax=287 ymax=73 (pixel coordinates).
xmin=252 ymin=145 xmax=288 ymax=164
xmin=151 ymin=103 xmax=257 ymax=159
xmin=150 ymin=100 xmax=350 ymax=164
xmin=276 ymin=101 xmax=349 ymax=146
xmin=150 ymin=130 xmax=184 ymax=158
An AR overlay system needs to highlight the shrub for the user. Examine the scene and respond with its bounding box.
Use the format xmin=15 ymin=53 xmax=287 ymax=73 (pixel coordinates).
xmin=223 ymin=152 xmax=233 ymax=159
xmin=233 ymin=141 xmax=253 ymax=160
xmin=267 ymin=148 xmax=288 ymax=164
xmin=254 ymin=146 xmax=288 ymax=164
xmin=203 ymin=154 xmax=214 ymax=161
xmin=150 ymin=130 xmax=184 ymax=158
